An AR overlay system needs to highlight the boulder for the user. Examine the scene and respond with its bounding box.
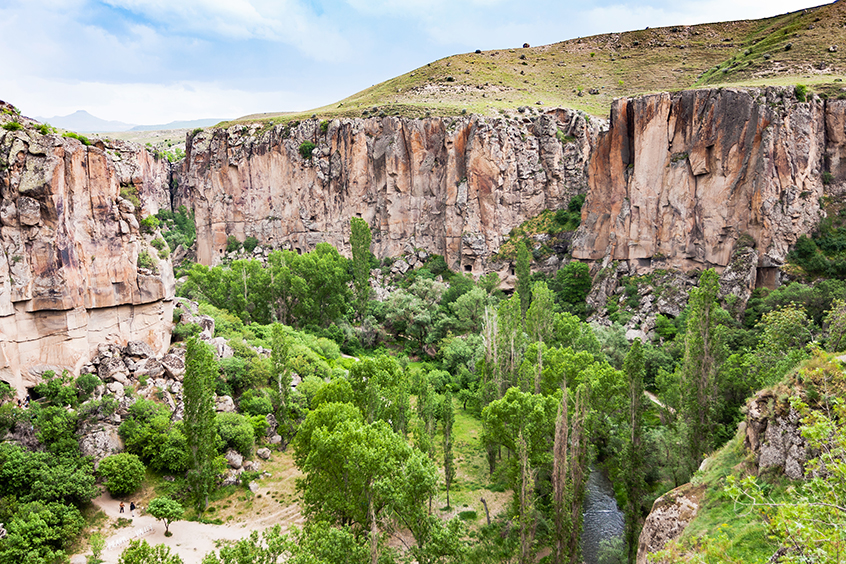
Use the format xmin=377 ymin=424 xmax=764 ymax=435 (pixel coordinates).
xmin=225 ymin=450 xmax=243 ymax=469
xmin=636 ymin=483 xmax=705 ymax=564
xmin=78 ymin=424 xmax=124 ymax=467
xmin=257 ymin=448 xmax=271 ymax=460
xmin=124 ymin=340 xmax=156 ymax=359
xmin=98 ymin=357 xmax=129 ymax=384
xmin=161 ymin=351 xmax=186 ymax=380
xmin=134 ymin=358 xmax=165 ymax=378
xmin=215 ymin=395 xmax=236 ymax=413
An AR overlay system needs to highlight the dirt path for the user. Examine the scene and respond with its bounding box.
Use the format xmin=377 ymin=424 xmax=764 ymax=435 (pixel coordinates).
xmin=91 ymin=491 xmax=302 ymax=564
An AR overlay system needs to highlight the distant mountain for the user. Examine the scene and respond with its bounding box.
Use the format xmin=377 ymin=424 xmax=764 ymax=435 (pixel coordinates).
xmin=36 ymin=110 xmax=136 ymax=132
xmin=129 ymin=118 xmax=225 ymax=131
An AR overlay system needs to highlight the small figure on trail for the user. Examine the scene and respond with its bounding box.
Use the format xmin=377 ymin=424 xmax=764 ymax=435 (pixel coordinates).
xmin=119 ymin=502 xmax=125 ymax=514
xmin=130 ymin=502 xmax=136 ymax=517
xmin=16 ymin=398 xmax=20 ymax=408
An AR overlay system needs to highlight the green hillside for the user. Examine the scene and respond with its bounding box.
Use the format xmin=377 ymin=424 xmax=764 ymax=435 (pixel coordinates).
xmin=228 ymin=1 xmax=846 ymax=126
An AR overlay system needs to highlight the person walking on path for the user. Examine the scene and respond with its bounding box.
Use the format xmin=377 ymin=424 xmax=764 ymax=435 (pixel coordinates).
xmin=130 ymin=502 xmax=135 ymax=517
xmin=119 ymin=502 xmax=125 ymax=514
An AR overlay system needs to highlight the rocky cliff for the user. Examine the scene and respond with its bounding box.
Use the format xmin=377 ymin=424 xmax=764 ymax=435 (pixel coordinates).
xmin=572 ymin=87 xmax=840 ymax=285
xmin=178 ymin=88 xmax=845 ymax=297
xmin=175 ymin=110 xmax=598 ymax=275
xmin=0 ymin=103 xmax=174 ymax=394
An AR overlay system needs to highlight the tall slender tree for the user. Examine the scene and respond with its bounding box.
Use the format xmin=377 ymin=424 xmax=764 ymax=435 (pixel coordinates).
xmin=350 ymin=217 xmax=372 ymax=322
xmin=526 ymin=281 xmax=556 ymax=393
xmin=442 ymin=391 xmax=455 ymax=510
xmin=516 ymin=239 xmax=532 ymax=317
xmin=271 ymin=323 xmax=293 ymax=440
xmin=622 ymin=339 xmax=647 ymax=563
xmin=680 ymin=269 xmax=723 ymax=470
xmin=183 ymin=337 xmax=218 ymax=512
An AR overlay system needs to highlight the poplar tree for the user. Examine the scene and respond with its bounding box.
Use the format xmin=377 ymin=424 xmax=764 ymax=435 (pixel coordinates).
xmin=350 ymin=217 xmax=372 ymax=322
xmin=622 ymin=339 xmax=647 ymax=564
xmin=271 ymin=323 xmax=293 ymax=440
xmin=680 ymin=269 xmax=723 ymax=471
xmin=442 ymin=391 xmax=455 ymax=509
xmin=526 ymin=281 xmax=555 ymax=393
xmin=516 ymin=239 xmax=532 ymax=317
xmin=183 ymin=337 xmax=218 ymax=512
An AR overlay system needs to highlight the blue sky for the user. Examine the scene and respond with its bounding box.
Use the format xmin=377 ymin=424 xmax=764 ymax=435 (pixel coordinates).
xmin=0 ymin=0 xmax=827 ymax=124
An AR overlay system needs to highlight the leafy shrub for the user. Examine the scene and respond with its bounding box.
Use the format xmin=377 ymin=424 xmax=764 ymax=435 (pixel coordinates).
xmin=34 ymin=370 xmax=78 ymax=407
xmin=795 ymin=84 xmax=808 ymax=102
xmin=216 ymin=412 xmax=255 ymax=457
xmin=243 ymin=236 xmax=259 ymax=253
xmin=37 ymin=124 xmax=52 ymax=135
xmin=140 ymin=215 xmax=160 ymax=233
xmin=238 ymin=388 xmax=274 ymax=416
xmin=137 ymin=250 xmax=156 ymax=271
xmin=119 ymin=184 xmax=141 ymax=209
xmin=226 ymin=235 xmax=242 ymax=253
xmin=172 ymin=322 xmax=201 ymax=341
xmin=299 ymin=141 xmax=316 ymax=159
xmin=2 ymin=121 xmax=22 ymax=131
xmin=76 ymin=373 xmax=103 ymax=401
xmin=63 ymin=131 xmax=91 ymax=145
xmin=98 ymin=453 xmax=146 ymax=496
xmin=320 ymin=120 xmax=329 ymax=134
xmin=823 ymin=171 xmax=834 ymax=185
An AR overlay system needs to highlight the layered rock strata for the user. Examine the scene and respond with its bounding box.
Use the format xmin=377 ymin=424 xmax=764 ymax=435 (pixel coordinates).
xmin=572 ymin=87 xmax=836 ymax=285
xmin=175 ymin=110 xmax=598 ymax=274
xmin=0 ymin=107 xmax=174 ymax=394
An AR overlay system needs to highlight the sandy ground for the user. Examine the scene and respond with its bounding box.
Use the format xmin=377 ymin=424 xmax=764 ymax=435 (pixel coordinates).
xmin=91 ymin=491 xmax=303 ymax=564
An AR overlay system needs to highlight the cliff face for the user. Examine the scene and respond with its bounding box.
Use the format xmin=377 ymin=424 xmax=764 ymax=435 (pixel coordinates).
xmin=0 ymin=107 xmax=174 ymax=393
xmin=176 ymin=110 xmax=598 ymax=274
xmin=572 ymin=87 xmax=835 ymax=283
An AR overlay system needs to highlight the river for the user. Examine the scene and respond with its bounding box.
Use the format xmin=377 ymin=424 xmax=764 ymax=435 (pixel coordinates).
xmin=581 ymin=465 xmax=626 ymax=564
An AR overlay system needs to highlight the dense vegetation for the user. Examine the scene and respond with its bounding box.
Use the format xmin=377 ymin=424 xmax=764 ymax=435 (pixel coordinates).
xmin=1 ymin=212 xmax=844 ymax=563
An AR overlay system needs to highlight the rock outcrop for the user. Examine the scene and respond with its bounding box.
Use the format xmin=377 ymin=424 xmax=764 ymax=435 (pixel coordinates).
xmin=636 ymin=483 xmax=705 ymax=564
xmin=0 ymin=106 xmax=175 ymax=394
xmin=572 ymin=87 xmax=834 ymax=285
xmin=176 ymin=110 xmax=599 ymax=275
xmin=745 ymin=389 xmax=810 ymax=480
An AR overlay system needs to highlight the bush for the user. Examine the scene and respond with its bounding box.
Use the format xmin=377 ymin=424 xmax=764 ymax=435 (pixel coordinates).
xmin=795 ymin=84 xmax=808 ymax=102
xmin=2 ymin=121 xmax=22 ymax=131
xmin=76 ymin=373 xmax=103 ymax=401
xmin=137 ymin=250 xmax=156 ymax=271
xmin=226 ymin=235 xmax=242 ymax=253
xmin=140 ymin=216 xmax=160 ymax=233
xmin=243 ymin=236 xmax=259 ymax=253
xmin=320 ymin=120 xmax=329 ymax=134
xmin=238 ymin=388 xmax=274 ymax=416
xmin=98 ymin=453 xmax=146 ymax=496
xmin=299 ymin=141 xmax=316 ymax=159
xmin=63 ymin=131 xmax=91 ymax=145
xmin=215 ymin=412 xmax=255 ymax=457
xmin=823 ymin=171 xmax=835 ymax=185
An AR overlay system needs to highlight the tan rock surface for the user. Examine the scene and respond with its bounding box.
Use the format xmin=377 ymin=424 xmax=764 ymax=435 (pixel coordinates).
xmin=572 ymin=87 xmax=833 ymax=275
xmin=636 ymin=483 xmax=705 ymax=564
xmin=176 ymin=111 xmax=599 ymax=273
xmin=0 ymin=115 xmax=174 ymax=394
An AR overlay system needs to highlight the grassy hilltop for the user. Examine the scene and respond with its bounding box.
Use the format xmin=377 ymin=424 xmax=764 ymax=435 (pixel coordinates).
xmin=227 ymin=0 xmax=846 ymax=126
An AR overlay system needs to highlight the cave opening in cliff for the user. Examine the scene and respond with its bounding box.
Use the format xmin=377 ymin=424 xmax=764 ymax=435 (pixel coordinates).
xmin=464 ymin=264 xmax=472 ymax=272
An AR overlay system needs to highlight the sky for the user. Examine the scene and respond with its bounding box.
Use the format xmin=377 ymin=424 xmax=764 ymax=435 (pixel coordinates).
xmin=0 ymin=0 xmax=829 ymax=125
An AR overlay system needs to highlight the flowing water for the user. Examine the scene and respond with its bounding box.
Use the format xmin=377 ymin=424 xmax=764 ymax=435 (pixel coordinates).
xmin=581 ymin=466 xmax=625 ymax=564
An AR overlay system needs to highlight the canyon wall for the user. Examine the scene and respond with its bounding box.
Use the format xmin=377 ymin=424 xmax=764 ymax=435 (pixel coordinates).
xmin=572 ymin=87 xmax=841 ymax=283
xmin=178 ymin=87 xmax=845 ymax=297
xmin=175 ymin=110 xmax=598 ymax=274
xmin=0 ymin=105 xmax=174 ymax=394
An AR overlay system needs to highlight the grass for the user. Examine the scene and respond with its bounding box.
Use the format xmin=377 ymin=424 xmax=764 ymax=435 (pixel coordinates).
xmin=218 ymin=2 xmax=845 ymax=126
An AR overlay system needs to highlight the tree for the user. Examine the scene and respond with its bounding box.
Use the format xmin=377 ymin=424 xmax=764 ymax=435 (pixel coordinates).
xmin=97 ymin=453 xmax=146 ymax=497
xmin=526 ymin=281 xmax=556 ymax=393
xmin=554 ymin=261 xmax=592 ymax=317
xmin=183 ymin=338 xmax=220 ymax=512
xmin=621 ymin=339 xmax=647 ymax=564
xmin=119 ymin=540 xmax=183 ymax=564
xmin=442 ymin=391 xmax=455 ymax=510
xmin=270 ymin=323 xmax=293 ymax=440
xmin=680 ymin=269 xmax=724 ymax=470
xmin=497 ymin=292 xmax=526 ymax=394
xmin=516 ymin=239 xmax=532 ymax=317
xmin=825 ymin=298 xmax=846 ymax=352
xmin=147 ymin=497 xmax=184 ymax=535
xmin=350 ymin=217 xmax=372 ymax=322
xmin=296 ymin=418 xmax=437 ymax=563
xmin=348 ymin=355 xmax=410 ymax=435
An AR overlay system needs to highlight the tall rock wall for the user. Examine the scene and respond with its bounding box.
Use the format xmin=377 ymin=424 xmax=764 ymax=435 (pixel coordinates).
xmin=0 ymin=106 xmax=175 ymax=394
xmin=572 ymin=87 xmax=838 ymax=285
xmin=176 ymin=110 xmax=598 ymax=273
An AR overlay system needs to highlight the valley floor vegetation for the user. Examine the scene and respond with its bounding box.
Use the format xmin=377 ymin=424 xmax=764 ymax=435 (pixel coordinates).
xmin=1 ymin=215 xmax=845 ymax=564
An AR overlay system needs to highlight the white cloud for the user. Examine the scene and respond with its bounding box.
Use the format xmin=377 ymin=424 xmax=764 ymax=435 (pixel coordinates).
xmin=1 ymin=76 xmax=327 ymax=124
xmin=103 ymin=0 xmax=351 ymax=61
